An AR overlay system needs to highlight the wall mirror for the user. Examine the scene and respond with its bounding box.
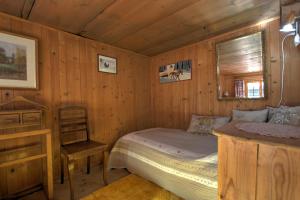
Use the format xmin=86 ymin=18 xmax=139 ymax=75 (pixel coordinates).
xmin=216 ymin=31 xmax=267 ymax=100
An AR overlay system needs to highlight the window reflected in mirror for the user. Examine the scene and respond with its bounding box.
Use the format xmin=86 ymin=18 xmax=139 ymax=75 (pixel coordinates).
xmin=216 ymin=31 xmax=266 ymax=100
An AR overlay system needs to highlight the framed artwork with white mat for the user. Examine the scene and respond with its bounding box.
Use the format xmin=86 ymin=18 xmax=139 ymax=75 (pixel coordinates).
xmin=0 ymin=31 xmax=38 ymax=89
xmin=98 ymin=54 xmax=117 ymax=74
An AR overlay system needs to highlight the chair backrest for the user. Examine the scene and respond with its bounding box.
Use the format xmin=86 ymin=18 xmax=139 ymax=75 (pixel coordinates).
xmin=58 ymin=105 xmax=90 ymax=146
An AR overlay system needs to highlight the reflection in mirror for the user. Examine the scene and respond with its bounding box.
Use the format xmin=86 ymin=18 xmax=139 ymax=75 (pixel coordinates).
xmin=216 ymin=31 xmax=266 ymax=100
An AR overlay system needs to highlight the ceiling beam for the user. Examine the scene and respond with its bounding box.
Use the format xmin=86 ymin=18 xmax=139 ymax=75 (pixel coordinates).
xmin=21 ymin=0 xmax=35 ymax=19
xmin=77 ymin=0 xmax=118 ymax=35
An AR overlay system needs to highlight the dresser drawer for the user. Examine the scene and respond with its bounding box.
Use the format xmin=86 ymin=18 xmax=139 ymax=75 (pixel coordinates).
xmin=22 ymin=112 xmax=41 ymax=125
xmin=0 ymin=114 xmax=20 ymax=127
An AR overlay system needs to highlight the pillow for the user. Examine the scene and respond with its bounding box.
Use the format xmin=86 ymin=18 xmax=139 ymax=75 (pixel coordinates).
xmin=232 ymin=109 xmax=269 ymax=122
xmin=187 ymin=115 xmax=230 ymax=135
xmin=267 ymin=106 xmax=288 ymax=121
xmin=268 ymin=106 xmax=300 ymax=126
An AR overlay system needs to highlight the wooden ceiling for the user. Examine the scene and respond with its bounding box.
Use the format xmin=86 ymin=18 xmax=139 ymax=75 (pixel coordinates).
xmin=0 ymin=0 xmax=279 ymax=56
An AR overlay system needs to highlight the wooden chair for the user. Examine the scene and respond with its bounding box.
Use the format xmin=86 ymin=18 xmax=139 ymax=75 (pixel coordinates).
xmin=58 ymin=105 xmax=108 ymax=200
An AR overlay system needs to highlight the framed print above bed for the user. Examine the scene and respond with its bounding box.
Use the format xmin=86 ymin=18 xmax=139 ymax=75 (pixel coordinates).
xmin=0 ymin=31 xmax=38 ymax=89
xmin=98 ymin=55 xmax=117 ymax=74
xmin=159 ymin=59 xmax=192 ymax=83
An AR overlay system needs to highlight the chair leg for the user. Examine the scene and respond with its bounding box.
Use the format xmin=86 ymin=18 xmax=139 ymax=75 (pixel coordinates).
xmin=103 ymin=150 xmax=109 ymax=185
xmin=67 ymin=159 xmax=75 ymax=200
xmin=60 ymin=155 xmax=64 ymax=184
xmin=87 ymin=156 xmax=90 ymax=174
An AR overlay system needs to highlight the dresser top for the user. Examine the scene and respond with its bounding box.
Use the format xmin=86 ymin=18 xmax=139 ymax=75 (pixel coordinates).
xmin=213 ymin=122 xmax=300 ymax=149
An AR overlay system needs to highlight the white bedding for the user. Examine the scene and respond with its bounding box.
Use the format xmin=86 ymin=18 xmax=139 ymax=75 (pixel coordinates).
xmin=108 ymin=128 xmax=218 ymax=200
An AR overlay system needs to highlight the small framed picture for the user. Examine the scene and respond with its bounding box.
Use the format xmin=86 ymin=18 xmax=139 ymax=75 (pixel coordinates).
xmin=159 ymin=60 xmax=192 ymax=83
xmin=98 ymin=55 xmax=117 ymax=74
xmin=0 ymin=31 xmax=38 ymax=89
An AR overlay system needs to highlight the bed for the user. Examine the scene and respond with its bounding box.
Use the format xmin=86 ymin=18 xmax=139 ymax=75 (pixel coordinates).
xmin=108 ymin=128 xmax=218 ymax=200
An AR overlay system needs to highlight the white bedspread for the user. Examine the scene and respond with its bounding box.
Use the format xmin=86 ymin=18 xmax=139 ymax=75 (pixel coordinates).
xmin=108 ymin=128 xmax=218 ymax=200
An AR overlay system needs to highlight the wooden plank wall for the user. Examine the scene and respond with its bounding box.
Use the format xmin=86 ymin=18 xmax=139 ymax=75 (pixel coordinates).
xmin=0 ymin=13 xmax=299 ymax=185
xmin=218 ymin=137 xmax=258 ymax=200
xmin=0 ymin=12 xmax=151 ymax=178
xmin=150 ymin=19 xmax=300 ymax=129
xmin=283 ymin=35 xmax=300 ymax=105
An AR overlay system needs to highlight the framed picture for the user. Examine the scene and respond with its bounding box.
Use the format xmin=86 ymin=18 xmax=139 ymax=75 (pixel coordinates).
xmin=159 ymin=60 xmax=192 ymax=83
xmin=0 ymin=31 xmax=38 ymax=89
xmin=98 ymin=55 xmax=117 ymax=74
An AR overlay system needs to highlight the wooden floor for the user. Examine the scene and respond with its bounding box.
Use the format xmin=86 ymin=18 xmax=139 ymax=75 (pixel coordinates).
xmin=82 ymin=174 xmax=182 ymax=200
xmin=20 ymin=167 xmax=129 ymax=200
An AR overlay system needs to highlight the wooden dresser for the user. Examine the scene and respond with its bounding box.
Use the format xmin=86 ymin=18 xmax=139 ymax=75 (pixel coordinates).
xmin=213 ymin=123 xmax=300 ymax=200
xmin=0 ymin=96 xmax=53 ymax=199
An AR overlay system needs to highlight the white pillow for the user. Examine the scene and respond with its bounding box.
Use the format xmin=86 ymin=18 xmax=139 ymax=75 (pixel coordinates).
xmin=232 ymin=109 xmax=269 ymax=122
xmin=187 ymin=115 xmax=230 ymax=135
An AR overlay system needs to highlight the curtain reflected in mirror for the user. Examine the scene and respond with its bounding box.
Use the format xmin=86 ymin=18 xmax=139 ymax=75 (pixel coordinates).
xmin=216 ymin=31 xmax=266 ymax=100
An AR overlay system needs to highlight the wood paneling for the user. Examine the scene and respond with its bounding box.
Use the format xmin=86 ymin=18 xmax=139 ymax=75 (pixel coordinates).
xmin=140 ymin=1 xmax=279 ymax=56
xmin=0 ymin=0 xmax=280 ymax=55
xmin=218 ymin=136 xmax=258 ymax=200
xmin=0 ymin=0 xmax=26 ymax=17
xmin=282 ymin=37 xmax=300 ymax=106
xmin=29 ymin=0 xmax=116 ymax=33
xmin=215 ymin=126 xmax=300 ymax=200
xmin=0 ymin=12 xmax=151 ymax=178
xmin=257 ymin=144 xmax=300 ymax=200
xmin=0 ymin=6 xmax=299 ymax=191
xmin=118 ymin=0 xmax=278 ymax=55
xmin=149 ymin=19 xmax=297 ymax=129
xmin=82 ymin=0 xmax=200 ymax=43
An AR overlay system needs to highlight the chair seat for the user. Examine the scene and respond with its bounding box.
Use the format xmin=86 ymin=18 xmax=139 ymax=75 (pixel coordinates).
xmin=61 ymin=140 xmax=107 ymax=161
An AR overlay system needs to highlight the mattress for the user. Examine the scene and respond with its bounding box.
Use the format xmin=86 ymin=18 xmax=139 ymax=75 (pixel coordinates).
xmin=108 ymin=128 xmax=218 ymax=200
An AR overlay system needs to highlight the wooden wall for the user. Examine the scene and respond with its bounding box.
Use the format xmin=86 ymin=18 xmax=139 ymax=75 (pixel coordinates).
xmin=150 ymin=19 xmax=300 ymax=129
xmin=283 ymin=36 xmax=300 ymax=105
xmin=1 ymin=12 xmax=300 ymax=191
xmin=0 ymin=12 xmax=151 ymax=179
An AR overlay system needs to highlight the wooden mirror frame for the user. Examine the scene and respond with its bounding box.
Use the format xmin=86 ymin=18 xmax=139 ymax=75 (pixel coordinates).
xmin=215 ymin=30 xmax=267 ymax=101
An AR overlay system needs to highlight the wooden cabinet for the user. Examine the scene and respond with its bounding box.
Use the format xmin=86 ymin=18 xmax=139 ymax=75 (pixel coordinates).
xmin=218 ymin=137 xmax=258 ymax=200
xmin=215 ymin=124 xmax=300 ymax=200
xmin=256 ymin=145 xmax=300 ymax=200
xmin=0 ymin=96 xmax=53 ymax=199
xmin=0 ymin=129 xmax=53 ymax=199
